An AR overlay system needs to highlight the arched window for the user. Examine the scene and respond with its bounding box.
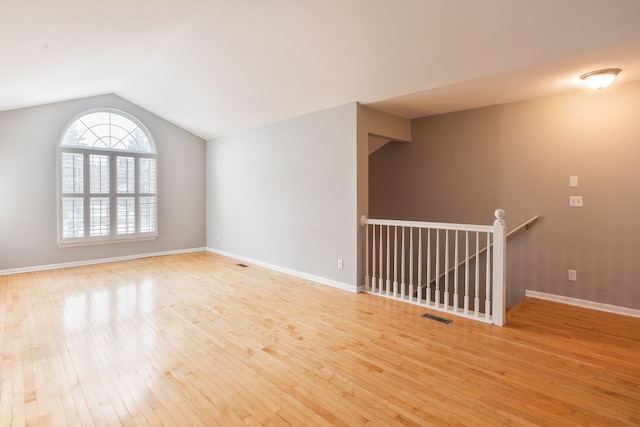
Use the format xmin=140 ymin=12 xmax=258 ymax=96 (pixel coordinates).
xmin=58 ymin=109 xmax=158 ymax=246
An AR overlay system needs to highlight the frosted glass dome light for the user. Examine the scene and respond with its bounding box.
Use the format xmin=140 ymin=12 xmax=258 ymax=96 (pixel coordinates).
xmin=580 ymin=68 xmax=621 ymax=89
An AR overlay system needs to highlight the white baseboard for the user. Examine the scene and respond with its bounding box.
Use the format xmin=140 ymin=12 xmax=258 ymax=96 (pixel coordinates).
xmin=525 ymin=290 xmax=640 ymax=319
xmin=0 ymin=247 xmax=207 ymax=276
xmin=206 ymin=247 xmax=357 ymax=293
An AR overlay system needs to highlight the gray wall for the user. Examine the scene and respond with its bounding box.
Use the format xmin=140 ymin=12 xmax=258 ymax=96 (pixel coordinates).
xmin=370 ymin=81 xmax=640 ymax=310
xmin=0 ymin=94 xmax=206 ymax=271
xmin=357 ymin=105 xmax=412 ymax=288
xmin=207 ymin=103 xmax=359 ymax=289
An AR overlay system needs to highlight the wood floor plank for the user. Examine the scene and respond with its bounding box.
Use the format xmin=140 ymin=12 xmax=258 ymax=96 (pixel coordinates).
xmin=1 ymin=251 xmax=639 ymax=426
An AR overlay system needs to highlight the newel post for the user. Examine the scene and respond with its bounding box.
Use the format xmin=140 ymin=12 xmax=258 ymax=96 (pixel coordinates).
xmin=361 ymin=215 xmax=370 ymax=292
xmin=492 ymin=209 xmax=507 ymax=326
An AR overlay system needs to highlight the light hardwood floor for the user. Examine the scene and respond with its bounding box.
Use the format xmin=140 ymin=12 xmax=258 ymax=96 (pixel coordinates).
xmin=1 ymin=252 xmax=639 ymax=426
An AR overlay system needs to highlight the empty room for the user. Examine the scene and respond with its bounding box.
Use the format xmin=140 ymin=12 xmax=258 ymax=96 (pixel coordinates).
xmin=1 ymin=1 xmax=640 ymax=425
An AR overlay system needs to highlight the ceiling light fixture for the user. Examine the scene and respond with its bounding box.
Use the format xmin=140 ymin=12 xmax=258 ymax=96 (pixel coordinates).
xmin=580 ymin=68 xmax=621 ymax=89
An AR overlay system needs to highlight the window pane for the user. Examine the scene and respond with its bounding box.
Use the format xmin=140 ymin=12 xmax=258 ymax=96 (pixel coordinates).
xmin=90 ymin=198 xmax=110 ymax=236
xmin=140 ymin=197 xmax=156 ymax=233
xmin=110 ymin=113 xmax=137 ymax=133
xmin=139 ymin=158 xmax=157 ymax=194
xmin=81 ymin=112 xmax=110 ymax=129
xmin=117 ymin=197 xmax=136 ymax=234
xmin=61 ymin=152 xmax=83 ymax=193
xmin=90 ymin=154 xmax=109 ymax=194
xmin=62 ymin=111 xmax=154 ymax=152
xmin=129 ymin=128 xmax=151 ymax=152
xmin=62 ymin=197 xmax=84 ymax=238
xmin=62 ymin=122 xmax=89 ymax=146
xmin=117 ymin=157 xmax=135 ymax=194
xmin=105 ymin=135 xmax=127 ymax=151
xmin=110 ymin=124 xmax=131 ymax=143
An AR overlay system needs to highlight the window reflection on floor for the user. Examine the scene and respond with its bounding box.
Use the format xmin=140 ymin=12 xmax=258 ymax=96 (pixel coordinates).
xmin=63 ymin=293 xmax=87 ymax=333
xmin=63 ymin=281 xmax=155 ymax=332
xmin=62 ymin=279 xmax=157 ymax=407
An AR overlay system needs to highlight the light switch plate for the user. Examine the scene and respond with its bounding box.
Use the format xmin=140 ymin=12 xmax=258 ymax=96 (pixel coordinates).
xmin=569 ymin=176 xmax=578 ymax=187
xmin=569 ymin=196 xmax=583 ymax=207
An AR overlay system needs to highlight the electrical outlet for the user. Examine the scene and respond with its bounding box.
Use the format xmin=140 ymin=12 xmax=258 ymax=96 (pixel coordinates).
xmin=337 ymin=259 xmax=343 ymax=269
xmin=568 ymin=270 xmax=577 ymax=281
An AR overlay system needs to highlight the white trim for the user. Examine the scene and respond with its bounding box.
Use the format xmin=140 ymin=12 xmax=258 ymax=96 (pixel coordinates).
xmin=0 ymin=247 xmax=206 ymax=276
xmin=206 ymin=248 xmax=357 ymax=293
xmin=363 ymin=217 xmax=493 ymax=233
xmin=58 ymin=235 xmax=157 ymax=248
xmin=525 ymin=290 xmax=640 ymax=319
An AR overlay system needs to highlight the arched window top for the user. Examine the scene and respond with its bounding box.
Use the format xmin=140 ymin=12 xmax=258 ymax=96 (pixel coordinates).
xmin=61 ymin=109 xmax=156 ymax=153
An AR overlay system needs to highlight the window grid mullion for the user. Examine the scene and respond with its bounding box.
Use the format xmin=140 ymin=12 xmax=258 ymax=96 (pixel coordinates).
xmin=136 ymin=156 xmax=140 ymax=234
xmin=110 ymin=153 xmax=118 ymax=238
xmin=83 ymin=151 xmax=90 ymax=240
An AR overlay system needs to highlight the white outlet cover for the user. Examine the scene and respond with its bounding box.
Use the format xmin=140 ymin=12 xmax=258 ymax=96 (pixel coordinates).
xmin=569 ymin=196 xmax=583 ymax=207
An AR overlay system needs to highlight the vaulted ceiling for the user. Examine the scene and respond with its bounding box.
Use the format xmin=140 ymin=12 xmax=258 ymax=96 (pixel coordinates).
xmin=2 ymin=0 xmax=640 ymax=140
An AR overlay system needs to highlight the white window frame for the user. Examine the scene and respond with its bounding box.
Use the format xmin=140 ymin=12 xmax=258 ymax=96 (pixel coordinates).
xmin=57 ymin=109 xmax=158 ymax=247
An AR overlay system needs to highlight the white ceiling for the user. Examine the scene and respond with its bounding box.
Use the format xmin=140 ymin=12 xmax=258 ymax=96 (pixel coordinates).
xmin=2 ymin=0 xmax=640 ymax=140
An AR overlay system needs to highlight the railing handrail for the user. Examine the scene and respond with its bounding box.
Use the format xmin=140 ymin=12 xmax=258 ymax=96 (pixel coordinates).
xmin=361 ymin=215 xmax=493 ymax=233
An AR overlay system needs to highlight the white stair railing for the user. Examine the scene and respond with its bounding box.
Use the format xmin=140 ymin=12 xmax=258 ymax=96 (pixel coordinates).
xmin=429 ymin=215 xmax=538 ymax=289
xmin=361 ymin=209 xmax=507 ymax=326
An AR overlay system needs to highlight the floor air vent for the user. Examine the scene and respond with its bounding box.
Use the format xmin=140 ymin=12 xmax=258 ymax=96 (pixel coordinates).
xmin=236 ymin=263 xmax=249 ymax=268
xmin=422 ymin=313 xmax=452 ymax=324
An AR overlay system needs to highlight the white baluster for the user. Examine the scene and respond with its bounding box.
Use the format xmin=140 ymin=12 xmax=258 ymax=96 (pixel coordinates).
xmin=386 ymin=225 xmax=391 ymax=296
xmin=485 ymin=232 xmax=491 ymax=320
xmin=444 ymin=230 xmax=449 ymax=311
xmin=426 ymin=228 xmax=431 ymax=306
xmin=474 ymin=231 xmax=480 ymax=316
xmin=454 ymin=230 xmax=459 ymax=312
xmin=464 ymin=231 xmax=469 ymax=315
xmin=409 ymin=228 xmax=414 ymax=302
xmin=435 ymin=229 xmax=440 ymax=308
xmin=417 ymin=229 xmax=422 ymax=305
xmin=393 ymin=226 xmax=398 ymax=297
xmin=379 ymin=225 xmax=384 ymax=292
xmin=371 ymin=225 xmax=377 ymax=292
xmin=401 ymin=227 xmax=406 ymax=299
xmin=365 ymin=222 xmax=370 ymax=291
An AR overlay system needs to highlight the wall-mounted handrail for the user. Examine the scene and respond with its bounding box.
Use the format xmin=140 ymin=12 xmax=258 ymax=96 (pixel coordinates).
xmin=507 ymin=215 xmax=539 ymax=237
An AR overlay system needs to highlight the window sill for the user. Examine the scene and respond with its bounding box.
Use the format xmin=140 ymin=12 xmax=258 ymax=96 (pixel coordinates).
xmin=58 ymin=235 xmax=157 ymax=248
